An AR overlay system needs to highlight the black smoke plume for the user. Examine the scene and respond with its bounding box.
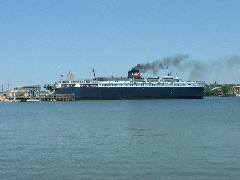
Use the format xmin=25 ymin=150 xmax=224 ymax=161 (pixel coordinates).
xmin=132 ymin=55 xmax=188 ymax=73
xmin=132 ymin=54 xmax=240 ymax=83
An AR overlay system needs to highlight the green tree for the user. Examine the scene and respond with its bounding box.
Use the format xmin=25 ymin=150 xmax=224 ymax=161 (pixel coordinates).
xmin=221 ymin=85 xmax=230 ymax=96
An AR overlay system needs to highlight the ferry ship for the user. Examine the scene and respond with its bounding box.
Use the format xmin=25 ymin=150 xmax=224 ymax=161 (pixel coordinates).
xmin=44 ymin=69 xmax=204 ymax=100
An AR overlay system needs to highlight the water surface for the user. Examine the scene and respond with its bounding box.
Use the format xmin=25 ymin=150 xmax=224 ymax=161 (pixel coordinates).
xmin=0 ymin=97 xmax=240 ymax=179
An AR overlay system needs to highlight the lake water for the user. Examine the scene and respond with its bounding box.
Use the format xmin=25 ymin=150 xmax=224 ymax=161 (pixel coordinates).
xmin=0 ymin=97 xmax=240 ymax=180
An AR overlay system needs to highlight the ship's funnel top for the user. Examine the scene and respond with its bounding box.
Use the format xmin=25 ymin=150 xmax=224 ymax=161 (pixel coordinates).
xmin=128 ymin=69 xmax=141 ymax=79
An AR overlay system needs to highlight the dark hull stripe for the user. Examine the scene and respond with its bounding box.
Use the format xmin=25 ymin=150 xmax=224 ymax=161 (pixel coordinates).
xmin=53 ymin=87 xmax=204 ymax=100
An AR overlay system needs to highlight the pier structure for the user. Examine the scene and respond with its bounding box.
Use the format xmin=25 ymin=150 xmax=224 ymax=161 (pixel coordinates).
xmin=41 ymin=94 xmax=75 ymax=101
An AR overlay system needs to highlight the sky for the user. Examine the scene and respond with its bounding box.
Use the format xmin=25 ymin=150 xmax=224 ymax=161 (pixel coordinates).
xmin=0 ymin=0 xmax=240 ymax=88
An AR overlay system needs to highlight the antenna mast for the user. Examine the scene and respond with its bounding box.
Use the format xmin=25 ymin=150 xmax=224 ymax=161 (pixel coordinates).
xmin=93 ymin=69 xmax=96 ymax=79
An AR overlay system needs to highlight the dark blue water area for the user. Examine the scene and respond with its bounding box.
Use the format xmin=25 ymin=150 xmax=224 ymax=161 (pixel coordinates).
xmin=0 ymin=97 xmax=240 ymax=180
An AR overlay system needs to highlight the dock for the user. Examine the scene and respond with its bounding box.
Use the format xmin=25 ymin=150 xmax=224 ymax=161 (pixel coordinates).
xmin=41 ymin=94 xmax=75 ymax=101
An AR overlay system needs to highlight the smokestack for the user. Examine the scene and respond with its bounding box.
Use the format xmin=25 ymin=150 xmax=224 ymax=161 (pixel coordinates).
xmin=128 ymin=69 xmax=141 ymax=79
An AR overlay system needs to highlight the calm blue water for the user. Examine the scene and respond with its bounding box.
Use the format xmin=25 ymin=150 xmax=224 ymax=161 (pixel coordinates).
xmin=0 ymin=97 xmax=240 ymax=180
